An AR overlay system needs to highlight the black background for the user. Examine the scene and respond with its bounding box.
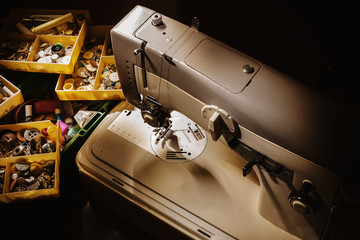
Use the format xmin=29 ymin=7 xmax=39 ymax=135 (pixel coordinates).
xmin=0 ymin=1 xmax=359 ymax=239
xmin=1 ymin=0 xmax=359 ymax=108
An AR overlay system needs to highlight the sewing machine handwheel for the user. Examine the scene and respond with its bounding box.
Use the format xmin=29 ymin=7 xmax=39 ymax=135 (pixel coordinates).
xmin=288 ymin=180 xmax=318 ymax=215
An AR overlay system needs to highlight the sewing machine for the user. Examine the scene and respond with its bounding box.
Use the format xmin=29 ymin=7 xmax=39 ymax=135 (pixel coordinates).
xmin=76 ymin=5 xmax=359 ymax=239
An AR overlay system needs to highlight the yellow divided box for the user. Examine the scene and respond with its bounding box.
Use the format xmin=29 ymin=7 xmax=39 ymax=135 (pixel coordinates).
xmin=55 ymin=25 xmax=124 ymax=100
xmin=0 ymin=9 xmax=90 ymax=74
xmin=0 ymin=121 xmax=60 ymax=203
xmin=0 ymin=75 xmax=24 ymax=119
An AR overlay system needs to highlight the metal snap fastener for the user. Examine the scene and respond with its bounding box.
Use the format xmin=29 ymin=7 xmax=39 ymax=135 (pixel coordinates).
xmin=13 ymin=143 xmax=26 ymax=156
xmin=15 ymin=142 xmax=30 ymax=156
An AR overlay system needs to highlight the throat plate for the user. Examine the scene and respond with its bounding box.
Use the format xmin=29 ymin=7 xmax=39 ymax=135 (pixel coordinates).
xmin=151 ymin=115 xmax=207 ymax=163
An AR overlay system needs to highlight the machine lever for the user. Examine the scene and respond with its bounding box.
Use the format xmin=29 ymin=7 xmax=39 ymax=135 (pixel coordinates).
xmin=228 ymin=137 xmax=293 ymax=183
xmin=243 ymin=154 xmax=264 ymax=177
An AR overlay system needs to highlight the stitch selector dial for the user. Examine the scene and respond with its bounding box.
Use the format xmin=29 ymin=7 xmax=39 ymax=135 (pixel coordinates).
xmin=288 ymin=180 xmax=318 ymax=215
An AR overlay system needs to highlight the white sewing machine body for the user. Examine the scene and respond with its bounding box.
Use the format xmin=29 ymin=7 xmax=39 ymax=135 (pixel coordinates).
xmin=76 ymin=5 xmax=357 ymax=239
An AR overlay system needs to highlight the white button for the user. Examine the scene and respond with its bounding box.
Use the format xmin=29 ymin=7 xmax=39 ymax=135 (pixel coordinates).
xmin=37 ymin=56 xmax=51 ymax=63
xmin=109 ymin=72 xmax=119 ymax=82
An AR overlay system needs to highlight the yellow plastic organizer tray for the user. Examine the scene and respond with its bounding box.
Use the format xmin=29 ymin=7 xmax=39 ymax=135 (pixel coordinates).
xmin=0 ymin=9 xmax=90 ymax=74
xmin=0 ymin=75 xmax=24 ymax=119
xmin=55 ymin=25 xmax=124 ymax=100
xmin=0 ymin=121 xmax=60 ymax=203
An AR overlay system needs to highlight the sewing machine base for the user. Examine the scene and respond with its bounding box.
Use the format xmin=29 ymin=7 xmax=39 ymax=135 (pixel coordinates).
xmin=76 ymin=102 xmax=300 ymax=239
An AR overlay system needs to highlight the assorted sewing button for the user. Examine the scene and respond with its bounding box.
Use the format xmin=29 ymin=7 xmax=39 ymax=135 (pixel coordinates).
xmin=0 ymin=127 xmax=56 ymax=158
xmin=34 ymin=42 xmax=73 ymax=64
xmin=9 ymin=158 xmax=55 ymax=192
xmin=98 ymin=63 xmax=121 ymax=90
xmin=0 ymin=10 xmax=90 ymax=74
xmin=0 ymin=80 xmax=13 ymax=104
xmin=63 ymin=37 xmax=104 ymax=90
xmin=0 ymin=40 xmax=34 ymax=61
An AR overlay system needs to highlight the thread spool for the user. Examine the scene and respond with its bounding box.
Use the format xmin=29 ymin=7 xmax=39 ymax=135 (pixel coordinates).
xmin=3 ymin=86 xmax=14 ymax=96
xmin=25 ymin=105 xmax=33 ymax=122
xmin=64 ymin=117 xmax=74 ymax=128
xmin=33 ymin=99 xmax=58 ymax=114
xmin=55 ymin=108 xmax=63 ymax=122
xmin=0 ymin=83 xmax=14 ymax=97
xmin=51 ymin=43 xmax=65 ymax=57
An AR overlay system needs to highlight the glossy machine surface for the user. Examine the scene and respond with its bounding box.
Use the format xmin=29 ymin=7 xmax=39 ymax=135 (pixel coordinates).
xmin=77 ymin=103 xmax=299 ymax=239
xmin=76 ymin=5 xmax=358 ymax=240
xmin=110 ymin=6 xmax=349 ymax=168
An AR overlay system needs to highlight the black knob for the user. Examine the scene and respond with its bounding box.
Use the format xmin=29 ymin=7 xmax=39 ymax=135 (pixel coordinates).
xmin=288 ymin=180 xmax=318 ymax=215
